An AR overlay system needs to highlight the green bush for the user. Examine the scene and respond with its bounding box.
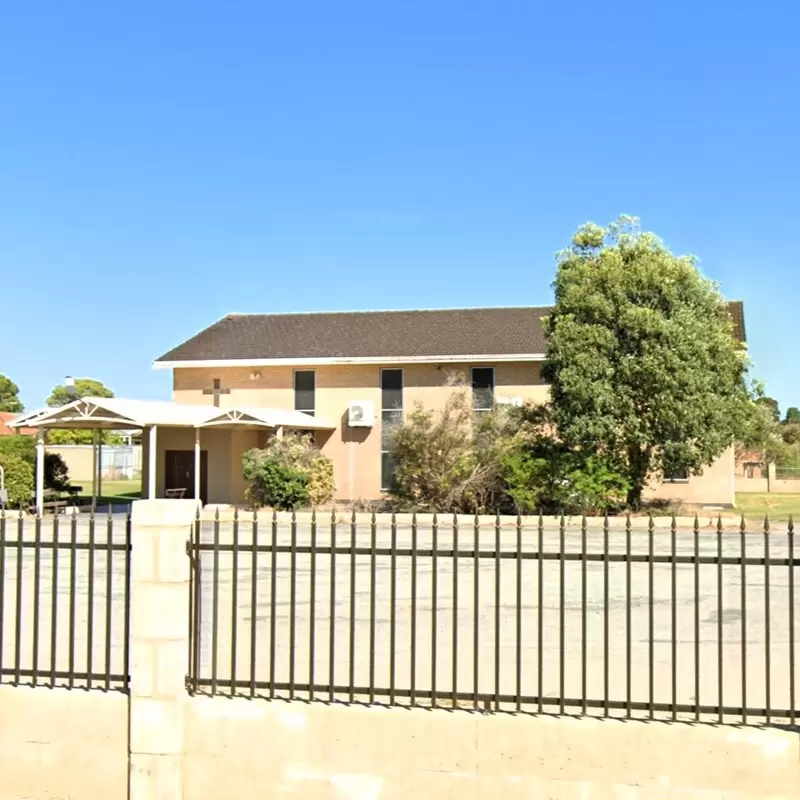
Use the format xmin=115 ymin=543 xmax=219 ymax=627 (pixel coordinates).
xmin=243 ymin=456 xmax=309 ymax=511
xmin=242 ymin=433 xmax=334 ymax=510
xmin=388 ymin=384 xmax=516 ymax=514
xmin=0 ymin=453 xmax=34 ymax=509
xmin=502 ymin=436 xmax=629 ymax=516
xmin=0 ymin=437 xmax=70 ymax=491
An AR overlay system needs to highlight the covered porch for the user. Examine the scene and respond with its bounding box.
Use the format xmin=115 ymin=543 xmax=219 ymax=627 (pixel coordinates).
xmin=10 ymin=397 xmax=335 ymax=512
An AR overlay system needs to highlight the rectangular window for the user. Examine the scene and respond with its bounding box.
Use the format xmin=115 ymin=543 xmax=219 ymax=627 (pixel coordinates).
xmin=294 ymin=370 xmax=315 ymax=417
xmin=471 ymin=367 xmax=495 ymax=413
xmin=663 ymin=465 xmax=690 ymax=483
xmin=381 ymin=369 xmax=403 ymax=490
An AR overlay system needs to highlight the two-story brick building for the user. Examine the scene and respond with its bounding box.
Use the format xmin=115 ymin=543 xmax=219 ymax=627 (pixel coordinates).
xmin=150 ymin=304 xmax=745 ymax=508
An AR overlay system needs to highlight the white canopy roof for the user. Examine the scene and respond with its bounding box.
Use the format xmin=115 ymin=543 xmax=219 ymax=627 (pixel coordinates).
xmin=8 ymin=397 xmax=336 ymax=431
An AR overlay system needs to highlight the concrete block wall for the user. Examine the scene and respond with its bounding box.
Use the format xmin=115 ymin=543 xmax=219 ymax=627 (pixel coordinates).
xmin=1 ymin=499 xmax=799 ymax=800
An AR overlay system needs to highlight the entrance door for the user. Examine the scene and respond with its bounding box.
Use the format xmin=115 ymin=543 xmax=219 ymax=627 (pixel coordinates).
xmin=164 ymin=450 xmax=208 ymax=502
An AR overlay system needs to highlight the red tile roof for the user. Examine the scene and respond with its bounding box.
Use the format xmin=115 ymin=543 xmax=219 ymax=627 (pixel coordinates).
xmin=0 ymin=411 xmax=35 ymax=436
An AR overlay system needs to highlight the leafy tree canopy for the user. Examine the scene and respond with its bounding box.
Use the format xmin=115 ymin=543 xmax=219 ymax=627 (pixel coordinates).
xmin=543 ymin=215 xmax=754 ymax=508
xmin=785 ymin=407 xmax=800 ymax=424
xmin=755 ymin=396 xmax=780 ymax=423
xmin=45 ymin=378 xmax=121 ymax=445
xmin=46 ymin=378 xmax=114 ymax=407
xmin=0 ymin=374 xmax=23 ymax=413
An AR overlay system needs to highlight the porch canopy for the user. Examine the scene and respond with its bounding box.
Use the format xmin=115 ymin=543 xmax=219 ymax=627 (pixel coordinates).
xmin=9 ymin=397 xmax=335 ymax=512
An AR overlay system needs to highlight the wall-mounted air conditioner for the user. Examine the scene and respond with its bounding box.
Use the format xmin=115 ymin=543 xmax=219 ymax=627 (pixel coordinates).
xmin=347 ymin=400 xmax=375 ymax=427
xmin=496 ymin=396 xmax=524 ymax=407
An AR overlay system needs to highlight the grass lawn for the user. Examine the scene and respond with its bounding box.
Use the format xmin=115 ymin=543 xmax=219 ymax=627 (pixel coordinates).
xmin=72 ymin=479 xmax=141 ymax=506
xmin=735 ymin=492 xmax=800 ymax=523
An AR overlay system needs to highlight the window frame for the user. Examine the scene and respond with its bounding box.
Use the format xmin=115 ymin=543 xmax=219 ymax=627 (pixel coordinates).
xmin=293 ymin=369 xmax=316 ymax=417
xmin=662 ymin=466 xmax=690 ymax=484
xmin=380 ymin=368 xmax=404 ymax=491
xmin=470 ymin=366 xmax=496 ymax=413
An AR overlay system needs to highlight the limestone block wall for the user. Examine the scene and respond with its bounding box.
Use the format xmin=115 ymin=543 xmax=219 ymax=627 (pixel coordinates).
xmin=182 ymin=697 xmax=800 ymax=799
xmin=0 ymin=685 xmax=128 ymax=799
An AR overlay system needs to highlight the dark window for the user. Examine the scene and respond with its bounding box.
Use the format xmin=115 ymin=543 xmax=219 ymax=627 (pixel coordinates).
xmin=471 ymin=367 xmax=495 ymax=412
xmin=381 ymin=368 xmax=403 ymax=410
xmin=381 ymin=369 xmax=403 ymax=490
xmin=663 ymin=465 xmax=690 ymax=483
xmin=294 ymin=370 xmax=315 ymax=416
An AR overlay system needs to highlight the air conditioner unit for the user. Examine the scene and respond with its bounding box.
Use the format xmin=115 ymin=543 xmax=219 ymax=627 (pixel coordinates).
xmin=347 ymin=400 xmax=375 ymax=427
xmin=496 ymin=396 xmax=524 ymax=407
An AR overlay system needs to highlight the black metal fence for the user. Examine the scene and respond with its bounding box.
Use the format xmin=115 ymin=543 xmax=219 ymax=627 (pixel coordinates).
xmin=187 ymin=510 xmax=798 ymax=726
xmin=0 ymin=509 xmax=131 ymax=691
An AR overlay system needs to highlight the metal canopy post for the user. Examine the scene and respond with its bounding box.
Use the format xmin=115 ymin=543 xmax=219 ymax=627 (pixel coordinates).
xmin=148 ymin=425 xmax=157 ymax=499
xmin=35 ymin=429 xmax=45 ymax=515
xmin=194 ymin=427 xmax=201 ymax=502
xmin=91 ymin=429 xmax=99 ymax=512
xmin=97 ymin=433 xmax=103 ymax=507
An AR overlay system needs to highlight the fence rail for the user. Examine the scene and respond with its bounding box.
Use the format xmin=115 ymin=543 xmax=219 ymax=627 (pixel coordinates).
xmin=0 ymin=510 xmax=131 ymax=692
xmin=187 ymin=511 xmax=798 ymax=726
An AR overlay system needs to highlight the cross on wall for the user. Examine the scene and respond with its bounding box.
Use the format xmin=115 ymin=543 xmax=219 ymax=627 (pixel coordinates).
xmin=203 ymin=378 xmax=231 ymax=407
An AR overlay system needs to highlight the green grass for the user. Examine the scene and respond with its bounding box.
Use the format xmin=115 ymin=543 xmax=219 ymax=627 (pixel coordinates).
xmin=735 ymin=492 xmax=800 ymax=523
xmin=72 ymin=479 xmax=141 ymax=506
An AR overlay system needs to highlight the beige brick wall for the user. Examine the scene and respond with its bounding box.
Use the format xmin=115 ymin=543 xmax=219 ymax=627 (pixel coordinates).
xmin=645 ymin=445 xmax=736 ymax=507
xmin=182 ymin=697 xmax=800 ymax=799
xmin=0 ymin=685 xmax=128 ymax=799
xmin=171 ymin=363 xmax=734 ymax=506
xmin=173 ymin=362 xmax=548 ymax=502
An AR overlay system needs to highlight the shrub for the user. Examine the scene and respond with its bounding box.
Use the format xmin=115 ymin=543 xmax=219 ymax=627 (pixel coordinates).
xmin=500 ymin=403 xmax=630 ymax=516
xmin=388 ymin=384 xmax=515 ymax=513
xmin=0 ymin=453 xmax=34 ymax=509
xmin=0 ymin=437 xmax=70 ymax=491
xmin=242 ymin=433 xmax=334 ymax=510
xmin=502 ymin=437 xmax=629 ymax=516
xmin=243 ymin=455 xmax=309 ymax=511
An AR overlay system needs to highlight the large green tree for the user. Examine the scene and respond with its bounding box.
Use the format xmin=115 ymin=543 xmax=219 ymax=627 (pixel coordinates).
xmin=0 ymin=374 xmax=23 ymax=413
xmin=46 ymin=378 xmax=114 ymax=407
xmin=45 ymin=378 xmax=121 ymax=445
xmin=756 ymin=396 xmax=780 ymax=423
xmin=543 ymin=216 xmax=753 ymax=508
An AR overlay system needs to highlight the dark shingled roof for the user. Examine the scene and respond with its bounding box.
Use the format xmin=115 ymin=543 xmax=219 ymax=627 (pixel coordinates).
xmin=156 ymin=302 xmax=746 ymax=363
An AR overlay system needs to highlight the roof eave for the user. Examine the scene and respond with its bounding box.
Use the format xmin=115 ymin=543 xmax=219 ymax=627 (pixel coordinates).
xmin=152 ymin=353 xmax=547 ymax=370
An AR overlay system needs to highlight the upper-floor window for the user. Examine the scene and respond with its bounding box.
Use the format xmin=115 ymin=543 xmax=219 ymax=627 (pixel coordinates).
xmin=381 ymin=369 xmax=403 ymax=490
xmin=471 ymin=367 xmax=495 ymax=413
xmin=294 ymin=370 xmax=315 ymax=417
xmin=662 ymin=464 xmax=689 ymax=483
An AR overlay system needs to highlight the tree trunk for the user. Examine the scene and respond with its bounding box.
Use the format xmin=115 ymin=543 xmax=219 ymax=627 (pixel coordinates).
xmin=626 ymin=446 xmax=651 ymax=510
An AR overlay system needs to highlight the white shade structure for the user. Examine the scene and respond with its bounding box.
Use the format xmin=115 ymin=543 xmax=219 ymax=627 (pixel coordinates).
xmin=9 ymin=397 xmax=335 ymax=511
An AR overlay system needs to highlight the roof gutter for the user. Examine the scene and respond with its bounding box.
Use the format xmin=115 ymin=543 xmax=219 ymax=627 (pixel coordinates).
xmin=153 ymin=353 xmax=547 ymax=370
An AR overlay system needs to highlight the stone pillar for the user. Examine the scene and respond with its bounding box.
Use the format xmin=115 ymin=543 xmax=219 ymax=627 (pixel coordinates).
xmin=129 ymin=499 xmax=198 ymax=799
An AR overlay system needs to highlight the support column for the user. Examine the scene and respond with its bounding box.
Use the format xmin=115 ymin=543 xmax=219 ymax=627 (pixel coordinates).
xmin=97 ymin=434 xmax=103 ymax=505
xmin=129 ymin=499 xmax=197 ymax=799
xmin=35 ymin=430 xmax=45 ymax=515
xmin=91 ymin=429 xmax=99 ymax=512
xmin=194 ymin=428 xmax=201 ymax=502
xmin=148 ymin=425 xmax=157 ymax=499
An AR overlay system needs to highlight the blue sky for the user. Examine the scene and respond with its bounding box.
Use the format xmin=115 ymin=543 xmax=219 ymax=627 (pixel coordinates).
xmin=1 ymin=1 xmax=797 ymax=413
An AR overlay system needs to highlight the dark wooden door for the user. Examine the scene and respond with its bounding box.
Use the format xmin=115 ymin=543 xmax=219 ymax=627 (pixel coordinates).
xmin=164 ymin=450 xmax=208 ymax=502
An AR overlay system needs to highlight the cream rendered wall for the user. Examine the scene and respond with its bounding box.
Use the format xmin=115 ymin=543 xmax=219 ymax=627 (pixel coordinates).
xmin=0 ymin=686 xmax=128 ymax=800
xmin=172 ymin=363 xmax=733 ymax=506
xmin=182 ymin=696 xmax=800 ymax=799
xmin=645 ymin=445 xmax=736 ymax=507
xmin=173 ymin=362 xmax=547 ymax=502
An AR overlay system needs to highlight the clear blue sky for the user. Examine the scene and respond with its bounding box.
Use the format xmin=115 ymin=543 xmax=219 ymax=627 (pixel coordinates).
xmin=1 ymin=1 xmax=797 ymax=413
